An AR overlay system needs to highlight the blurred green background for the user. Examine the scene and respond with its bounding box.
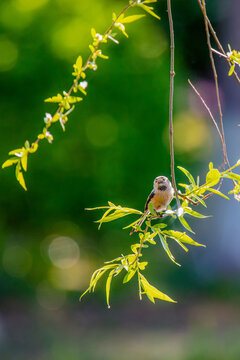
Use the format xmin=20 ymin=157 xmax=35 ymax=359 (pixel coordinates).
xmin=0 ymin=0 xmax=239 ymax=359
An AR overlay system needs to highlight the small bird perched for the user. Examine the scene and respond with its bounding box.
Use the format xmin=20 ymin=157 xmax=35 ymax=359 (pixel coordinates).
xmin=144 ymin=176 xmax=174 ymax=214
xmin=130 ymin=176 xmax=174 ymax=234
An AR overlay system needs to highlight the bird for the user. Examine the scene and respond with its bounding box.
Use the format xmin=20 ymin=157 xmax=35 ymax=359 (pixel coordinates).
xmin=130 ymin=176 xmax=174 ymax=234
xmin=144 ymin=176 xmax=174 ymax=214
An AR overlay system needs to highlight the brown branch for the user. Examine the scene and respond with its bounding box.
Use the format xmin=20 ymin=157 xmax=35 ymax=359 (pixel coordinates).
xmin=167 ymin=0 xmax=181 ymax=209
xmin=199 ymin=0 xmax=230 ymax=169
xmin=196 ymin=0 xmax=240 ymax=85
xmin=188 ymin=79 xmax=224 ymax=144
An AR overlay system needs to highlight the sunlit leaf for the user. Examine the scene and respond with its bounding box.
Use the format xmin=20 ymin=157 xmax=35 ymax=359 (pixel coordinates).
xmin=106 ymin=269 xmax=115 ymax=308
xmin=184 ymin=208 xmax=210 ymax=218
xmin=178 ymin=166 xmax=196 ymax=186
xmin=121 ymin=15 xmax=146 ymax=24
xmin=140 ymin=274 xmax=176 ymax=303
xmin=138 ymin=4 xmax=160 ymax=19
xmin=207 ymin=188 xmax=230 ymax=200
xmin=206 ymin=168 xmax=220 ymax=187
xmin=228 ymin=64 xmax=235 ymax=76
xmin=138 ymin=261 xmax=148 ymax=270
xmin=21 ymin=153 xmax=28 ymax=172
xmin=123 ymin=268 xmax=137 ymax=283
xmin=178 ymin=215 xmax=195 ymax=233
xmin=44 ymin=94 xmax=63 ymax=103
xmin=163 ymin=230 xmax=205 ymax=247
xmin=148 ymin=202 xmax=157 ymax=216
xmin=2 ymin=157 xmax=19 ymax=168
xmin=151 ymin=223 xmax=167 ymax=230
xmin=158 ymin=233 xmax=181 ymax=266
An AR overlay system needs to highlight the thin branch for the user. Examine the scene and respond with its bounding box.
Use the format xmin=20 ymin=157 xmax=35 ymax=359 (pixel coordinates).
xmin=188 ymin=79 xmax=223 ymax=143
xmin=196 ymin=0 xmax=240 ymax=85
xmin=167 ymin=0 xmax=181 ymax=209
xmin=31 ymin=0 xmax=138 ymax=149
xmin=200 ymin=0 xmax=230 ymax=168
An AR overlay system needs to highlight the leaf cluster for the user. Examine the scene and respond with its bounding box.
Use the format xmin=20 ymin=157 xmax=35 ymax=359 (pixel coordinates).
xmin=81 ymin=161 xmax=240 ymax=307
xmin=2 ymin=0 xmax=160 ymax=190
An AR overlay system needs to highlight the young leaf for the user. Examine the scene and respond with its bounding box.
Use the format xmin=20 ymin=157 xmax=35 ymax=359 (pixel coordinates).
xmin=138 ymin=4 xmax=160 ymax=20
xmin=123 ymin=268 xmax=137 ymax=283
xmin=21 ymin=153 xmax=28 ymax=172
xmin=158 ymin=234 xmax=181 ymax=266
xmin=16 ymin=168 xmax=27 ymax=191
xmin=45 ymin=94 xmax=63 ymax=103
xmin=163 ymin=230 xmax=205 ymax=247
xmin=120 ymin=14 xmax=146 ymax=24
xmin=184 ymin=208 xmax=210 ymax=219
xmin=178 ymin=166 xmax=196 ymax=186
xmin=106 ymin=269 xmax=116 ymax=308
xmin=138 ymin=261 xmax=148 ymax=270
xmin=207 ymin=188 xmax=230 ymax=200
xmin=2 ymin=157 xmax=19 ymax=168
xmin=148 ymin=202 xmax=157 ymax=216
xmin=178 ymin=215 xmax=195 ymax=234
xmin=205 ymin=168 xmax=220 ymax=187
xmin=140 ymin=274 xmax=176 ymax=303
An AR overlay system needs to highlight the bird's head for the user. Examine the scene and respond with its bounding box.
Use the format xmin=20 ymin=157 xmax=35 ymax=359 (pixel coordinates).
xmin=153 ymin=176 xmax=172 ymax=191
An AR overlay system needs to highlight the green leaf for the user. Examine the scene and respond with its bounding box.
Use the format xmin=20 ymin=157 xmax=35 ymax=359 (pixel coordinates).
xmin=224 ymin=173 xmax=240 ymax=182
xmin=228 ymin=64 xmax=235 ymax=76
xmin=21 ymin=153 xmax=28 ymax=172
xmin=96 ymin=211 xmax=132 ymax=226
xmin=140 ymin=274 xmax=176 ymax=303
xmin=151 ymin=223 xmax=167 ymax=230
xmin=163 ymin=230 xmax=205 ymax=247
xmin=178 ymin=166 xmax=196 ymax=186
xmin=207 ymin=188 xmax=230 ymax=200
xmin=106 ymin=269 xmax=115 ymax=308
xmin=138 ymin=261 xmax=148 ymax=270
xmin=123 ymin=217 xmax=143 ymax=229
xmin=178 ymin=215 xmax=195 ymax=233
xmin=192 ymin=194 xmax=207 ymax=208
xmin=45 ymin=94 xmax=63 ymax=103
xmin=206 ymin=168 xmax=220 ymax=187
xmin=158 ymin=234 xmax=181 ymax=266
xmin=16 ymin=168 xmax=27 ymax=191
xmin=121 ymin=14 xmax=146 ymax=24
xmin=8 ymin=148 xmax=24 ymax=155
xmin=2 ymin=157 xmax=19 ymax=168
xmin=148 ymin=202 xmax=157 ymax=216
xmin=123 ymin=268 xmax=137 ymax=283
xmin=76 ymin=56 xmax=83 ymax=70
xmin=131 ymin=243 xmax=140 ymax=254
xmin=184 ymin=207 xmax=210 ymax=219
xmin=138 ymin=4 xmax=160 ymax=19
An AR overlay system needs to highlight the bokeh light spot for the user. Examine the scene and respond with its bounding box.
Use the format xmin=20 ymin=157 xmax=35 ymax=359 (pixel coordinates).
xmin=2 ymin=245 xmax=32 ymax=278
xmin=168 ymin=111 xmax=212 ymax=158
xmin=48 ymin=260 xmax=92 ymax=291
xmin=85 ymin=114 xmax=119 ymax=147
xmin=48 ymin=236 xmax=80 ymax=269
xmin=0 ymin=36 xmax=18 ymax=72
xmin=36 ymin=281 xmax=66 ymax=311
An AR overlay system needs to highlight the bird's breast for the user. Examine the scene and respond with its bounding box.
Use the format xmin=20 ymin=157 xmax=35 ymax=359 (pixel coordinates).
xmin=151 ymin=190 xmax=172 ymax=212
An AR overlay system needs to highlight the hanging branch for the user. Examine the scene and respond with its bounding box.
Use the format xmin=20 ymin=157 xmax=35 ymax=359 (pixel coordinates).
xmin=197 ymin=0 xmax=230 ymax=169
xmin=188 ymin=80 xmax=223 ymax=144
xmin=167 ymin=0 xmax=180 ymax=209
xmin=196 ymin=0 xmax=240 ymax=85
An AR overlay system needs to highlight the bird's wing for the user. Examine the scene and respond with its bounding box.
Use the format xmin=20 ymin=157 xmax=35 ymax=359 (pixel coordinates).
xmin=144 ymin=190 xmax=155 ymax=212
